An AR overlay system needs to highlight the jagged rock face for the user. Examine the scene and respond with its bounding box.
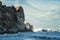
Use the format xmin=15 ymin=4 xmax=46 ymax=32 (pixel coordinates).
xmin=0 ymin=6 xmax=17 ymax=33
xmin=16 ymin=6 xmax=26 ymax=31
xmin=0 ymin=1 xmax=27 ymax=33
xmin=0 ymin=1 xmax=33 ymax=33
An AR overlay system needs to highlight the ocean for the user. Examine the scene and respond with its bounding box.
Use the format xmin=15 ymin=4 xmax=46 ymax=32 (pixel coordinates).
xmin=0 ymin=32 xmax=60 ymax=40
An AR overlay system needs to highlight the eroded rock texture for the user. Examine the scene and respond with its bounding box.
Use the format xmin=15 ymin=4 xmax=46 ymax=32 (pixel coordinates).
xmin=0 ymin=1 xmax=33 ymax=34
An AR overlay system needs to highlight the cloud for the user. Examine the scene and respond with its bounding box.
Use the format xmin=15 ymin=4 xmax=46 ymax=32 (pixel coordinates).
xmin=24 ymin=0 xmax=60 ymax=31
xmin=0 ymin=0 xmax=26 ymax=6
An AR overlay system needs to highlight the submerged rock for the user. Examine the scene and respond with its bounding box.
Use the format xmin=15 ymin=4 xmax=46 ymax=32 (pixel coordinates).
xmin=0 ymin=1 xmax=33 ymax=34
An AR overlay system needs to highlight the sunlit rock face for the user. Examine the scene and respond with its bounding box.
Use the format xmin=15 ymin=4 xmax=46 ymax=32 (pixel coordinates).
xmin=0 ymin=1 xmax=33 ymax=33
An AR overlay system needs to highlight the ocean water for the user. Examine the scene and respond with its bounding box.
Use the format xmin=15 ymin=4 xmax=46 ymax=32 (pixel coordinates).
xmin=0 ymin=32 xmax=60 ymax=40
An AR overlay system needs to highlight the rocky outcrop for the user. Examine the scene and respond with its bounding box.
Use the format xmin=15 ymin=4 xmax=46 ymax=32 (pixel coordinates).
xmin=25 ymin=23 xmax=33 ymax=32
xmin=0 ymin=1 xmax=33 ymax=34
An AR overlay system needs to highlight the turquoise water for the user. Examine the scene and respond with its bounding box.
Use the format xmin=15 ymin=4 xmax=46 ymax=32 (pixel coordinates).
xmin=0 ymin=32 xmax=60 ymax=40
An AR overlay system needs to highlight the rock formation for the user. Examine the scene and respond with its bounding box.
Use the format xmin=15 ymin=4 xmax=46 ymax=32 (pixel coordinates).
xmin=0 ymin=1 xmax=33 ymax=34
xmin=25 ymin=23 xmax=33 ymax=32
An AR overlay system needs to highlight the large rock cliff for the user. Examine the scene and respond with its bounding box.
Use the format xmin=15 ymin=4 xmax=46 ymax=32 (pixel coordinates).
xmin=0 ymin=1 xmax=33 ymax=34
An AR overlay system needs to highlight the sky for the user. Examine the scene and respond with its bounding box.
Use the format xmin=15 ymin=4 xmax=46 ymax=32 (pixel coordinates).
xmin=0 ymin=0 xmax=60 ymax=32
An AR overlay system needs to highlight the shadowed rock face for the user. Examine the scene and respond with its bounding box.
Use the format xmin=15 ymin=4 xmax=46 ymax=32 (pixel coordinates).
xmin=0 ymin=1 xmax=33 ymax=34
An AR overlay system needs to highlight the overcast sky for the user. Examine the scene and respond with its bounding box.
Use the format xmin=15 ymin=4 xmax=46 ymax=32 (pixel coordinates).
xmin=0 ymin=0 xmax=60 ymax=31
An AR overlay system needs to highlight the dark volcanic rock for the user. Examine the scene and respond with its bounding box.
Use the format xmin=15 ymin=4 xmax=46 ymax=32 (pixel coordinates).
xmin=0 ymin=1 xmax=33 ymax=34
